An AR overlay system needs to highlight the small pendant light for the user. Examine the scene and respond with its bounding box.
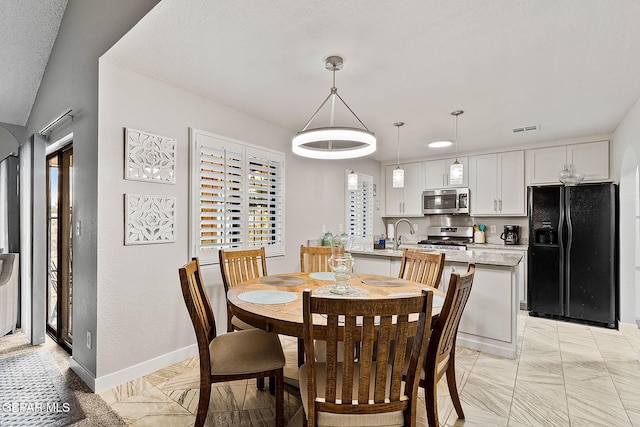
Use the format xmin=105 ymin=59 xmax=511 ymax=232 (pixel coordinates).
xmin=449 ymin=110 xmax=464 ymax=185
xmin=392 ymin=122 xmax=405 ymax=188
xmin=347 ymin=170 xmax=358 ymax=191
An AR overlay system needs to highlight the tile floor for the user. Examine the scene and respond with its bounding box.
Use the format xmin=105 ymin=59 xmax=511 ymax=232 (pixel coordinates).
xmin=99 ymin=312 xmax=640 ymax=426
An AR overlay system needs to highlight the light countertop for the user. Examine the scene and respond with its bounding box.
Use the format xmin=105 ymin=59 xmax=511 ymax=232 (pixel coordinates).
xmin=351 ymin=247 xmax=523 ymax=267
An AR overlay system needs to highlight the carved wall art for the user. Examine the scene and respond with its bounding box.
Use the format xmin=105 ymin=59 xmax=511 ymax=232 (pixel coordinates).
xmin=125 ymin=194 xmax=176 ymax=245
xmin=125 ymin=128 xmax=176 ymax=184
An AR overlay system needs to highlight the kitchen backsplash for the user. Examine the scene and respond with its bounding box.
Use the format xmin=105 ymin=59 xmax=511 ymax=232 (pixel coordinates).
xmin=382 ymin=215 xmax=528 ymax=245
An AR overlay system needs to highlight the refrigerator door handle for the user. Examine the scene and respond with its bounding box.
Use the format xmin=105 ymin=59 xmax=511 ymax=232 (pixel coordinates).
xmin=564 ymin=188 xmax=573 ymax=316
xmin=558 ymin=187 xmax=566 ymax=315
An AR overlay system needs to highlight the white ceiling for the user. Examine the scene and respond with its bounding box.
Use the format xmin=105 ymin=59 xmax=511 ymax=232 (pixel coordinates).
xmin=0 ymin=0 xmax=67 ymax=127
xmin=7 ymin=1 xmax=640 ymax=164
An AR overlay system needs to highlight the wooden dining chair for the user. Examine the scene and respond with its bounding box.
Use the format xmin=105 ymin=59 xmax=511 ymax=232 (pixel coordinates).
xmin=179 ymin=257 xmax=285 ymax=427
xmin=420 ymin=264 xmax=475 ymax=427
xmin=300 ymin=245 xmax=332 ymax=273
xmin=398 ymin=249 xmax=445 ymax=289
xmin=300 ymin=289 xmax=434 ymax=427
xmin=219 ymin=247 xmax=268 ymax=333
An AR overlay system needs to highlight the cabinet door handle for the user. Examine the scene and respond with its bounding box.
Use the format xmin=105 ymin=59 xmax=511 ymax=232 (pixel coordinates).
xmin=499 ymin=199 xmax=502 ymax=211
xmin=494 ymin=199 xmax=497 ymax=211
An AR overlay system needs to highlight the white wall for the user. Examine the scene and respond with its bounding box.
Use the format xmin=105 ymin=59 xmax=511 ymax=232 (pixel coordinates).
xmin=96 ymin=60 xmax=382 ymax=385
xmin=22 ymin=0 xmax=160 ymax=381
xmin=612 ymin=94 xmax=640 ymax=325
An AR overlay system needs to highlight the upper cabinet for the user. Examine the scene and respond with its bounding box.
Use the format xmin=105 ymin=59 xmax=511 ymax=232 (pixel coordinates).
xmin=527 ymin=140 xmax=609 ymax=185
xmin=424 ymin=157 xmax=469 ymax=189
xmin=469 ymin=150 xmax=525 ymax=216
xmin=384 ymin=162 xmax=425 ymax=216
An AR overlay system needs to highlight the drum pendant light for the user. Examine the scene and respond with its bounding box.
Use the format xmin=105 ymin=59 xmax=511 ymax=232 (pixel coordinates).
xmin=392 ymin=122 xmax=405 ymax=188
xmin=449 ymin=110 xmax=464 ymax=185
xmin=292 ymin=56 xmax=376 ymax=159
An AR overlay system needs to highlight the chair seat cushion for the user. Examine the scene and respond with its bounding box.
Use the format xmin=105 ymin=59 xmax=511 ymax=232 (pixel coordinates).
xmin=210 ymin=329 xmax=285 ymax=376
xmin=299 ymin=362 xmax=405 ymax=427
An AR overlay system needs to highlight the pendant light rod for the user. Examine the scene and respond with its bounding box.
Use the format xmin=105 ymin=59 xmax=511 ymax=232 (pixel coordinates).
xmin=299 ymin=57 xmax=371 ymax=133
xmin=394 ymin=121 xmax=404 ymax=166
xmin=451 ymin=110 xmax=464 ymax=158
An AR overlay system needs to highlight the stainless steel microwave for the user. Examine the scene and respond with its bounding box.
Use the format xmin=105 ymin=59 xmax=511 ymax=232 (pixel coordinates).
xmin=422 ymin=188 xmax=470 ymax=215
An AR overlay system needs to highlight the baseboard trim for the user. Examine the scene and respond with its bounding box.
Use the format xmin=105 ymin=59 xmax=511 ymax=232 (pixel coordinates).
xmin=69 ymin=357 xmax=96 ymax=391
xmin=72 ymin=344 xmax=198 ymax=393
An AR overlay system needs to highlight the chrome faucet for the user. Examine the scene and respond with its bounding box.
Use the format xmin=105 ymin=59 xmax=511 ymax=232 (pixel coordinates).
xmin=393 ymin=218 xmax=415 ymax=250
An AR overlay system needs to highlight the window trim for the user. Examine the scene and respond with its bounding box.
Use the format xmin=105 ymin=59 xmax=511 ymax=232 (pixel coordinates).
xmin=189 ymin=128 xmax=285 ymax=264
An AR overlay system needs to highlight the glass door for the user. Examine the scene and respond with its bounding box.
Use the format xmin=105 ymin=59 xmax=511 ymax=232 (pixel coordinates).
xmin=46 ymin=145 xmax=73 ymax=350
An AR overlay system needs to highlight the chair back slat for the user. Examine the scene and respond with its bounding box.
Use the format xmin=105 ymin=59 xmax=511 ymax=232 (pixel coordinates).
xmin=302 ymin=290 xmax=433 ymax=423
xmin=300 ymin=245 xmax=332 ymax=272
xmin=219 ymin=247 xmax=268 ymax=292
xmin=398 ymin=249 xmax=445 ymax=289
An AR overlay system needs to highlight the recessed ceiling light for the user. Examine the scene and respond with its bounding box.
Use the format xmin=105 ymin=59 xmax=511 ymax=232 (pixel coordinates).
xmin=428 ymin=140 xmax=453 ymax=148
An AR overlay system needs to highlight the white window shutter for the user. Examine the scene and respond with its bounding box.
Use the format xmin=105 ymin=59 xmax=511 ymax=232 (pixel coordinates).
xmin=190 ymin=129 xmax=285 ymax=264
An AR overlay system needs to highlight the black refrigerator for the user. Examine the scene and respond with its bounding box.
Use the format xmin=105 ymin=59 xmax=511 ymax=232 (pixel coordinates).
xmin=527 ymin=183 xmax=617 ymax=328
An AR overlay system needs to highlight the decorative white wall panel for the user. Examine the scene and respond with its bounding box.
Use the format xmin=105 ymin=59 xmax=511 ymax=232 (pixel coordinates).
xmin=125 ymin=128 xmax=176 ymax=183
xmin=124 ymin=194 xmax=176 ymax=245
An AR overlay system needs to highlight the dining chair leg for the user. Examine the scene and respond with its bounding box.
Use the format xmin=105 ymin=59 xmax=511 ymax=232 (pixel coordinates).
xmin=276 ymin=369 xmax=285 ymax=427
xmin=195 ymin=383 xmax=211 ymax=427
xmin=269 ymin=375 xmax=276 ymax=395
xmin=424 ymin=374 xmax=439 ymax=427
xmin=446 ymin=360 xmax=465 ymax=419
xmin=257 ymin=377 xmax=265 ymax=390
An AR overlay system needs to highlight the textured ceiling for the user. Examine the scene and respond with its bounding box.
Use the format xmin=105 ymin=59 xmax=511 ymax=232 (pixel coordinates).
xmin=0 ymin=0 xmax=67 ymax=127
xmin=89 ymin=1 xmax=640 ymax=162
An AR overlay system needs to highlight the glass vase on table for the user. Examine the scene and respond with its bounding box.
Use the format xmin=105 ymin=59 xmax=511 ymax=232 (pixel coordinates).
xmin=328 ymin=235 xmax=355 ymax=295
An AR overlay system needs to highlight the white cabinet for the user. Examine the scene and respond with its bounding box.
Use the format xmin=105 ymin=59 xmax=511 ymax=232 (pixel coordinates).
xmin=385 ymin=163 xmax=425 ymax=216
xmin=567 ymin=141 xmax=609 ymax=181
xmin=469 ymin=151 xmax=525 ymax=216
xmin=527 ymin=140 xmax=609 ymax=185
xmin=424 ymin=157 xmax=468 ymax=189
xmin=469 ymin=246 xmax=527 ymax=309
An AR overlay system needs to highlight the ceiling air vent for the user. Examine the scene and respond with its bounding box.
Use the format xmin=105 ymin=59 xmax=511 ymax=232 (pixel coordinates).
xmin=512 ymin=125 xmax=540 ymax=133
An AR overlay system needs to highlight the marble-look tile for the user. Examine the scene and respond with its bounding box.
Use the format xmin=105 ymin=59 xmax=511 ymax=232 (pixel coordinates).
xmin=161 ymin=369 xmax=200 ymax=391
xmin=207 ymin=384 xmax=247 ymax=413
xmin=463 ymin=365 xmax=516 ymax=398
xmin=129 ymin=401 xmax=195 ymax=427
xmin=460 ymin=377 xmax=513 ymax=418
xmin=98 ymin=377 xmax=154 ymax=405
xmin=144 ymin=361 xmax=194 ymax=387
xmin=515 ymin=358 xmax=564 ymax=386
xmin=166 ymin=388 xmax=200 ymax=414
xmin=110 ymin=398 xmax=171 ymax=423
xmin=509 ymin=381 xmax=569 ymax=427
xmin=243 ymin=385 xmax=279 ymax=410
xmin=446 ymin=400 xmax=509 ymax=427
xmin=567 ymin=394 xmax=631 ymax=427
xmin=564 ymin=375 xmax=623 ymax=407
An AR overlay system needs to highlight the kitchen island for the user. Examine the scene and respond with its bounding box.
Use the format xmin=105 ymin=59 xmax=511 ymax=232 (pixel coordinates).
xmin=351 ymin=247 xmax=522 ymax=359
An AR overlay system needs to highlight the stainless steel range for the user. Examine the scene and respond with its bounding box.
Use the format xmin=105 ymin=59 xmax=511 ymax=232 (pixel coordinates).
xmin=417 ymin=215 xmax=474 ymax=250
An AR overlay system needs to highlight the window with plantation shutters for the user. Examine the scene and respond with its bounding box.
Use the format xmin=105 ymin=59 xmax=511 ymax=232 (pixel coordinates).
xmin=190 ymin=129 xmax=285 ymax=264
xmin=246 ymin=147 xmax=283 ymax=249
xmin=345 ymin=170 xmax=373 ymax=240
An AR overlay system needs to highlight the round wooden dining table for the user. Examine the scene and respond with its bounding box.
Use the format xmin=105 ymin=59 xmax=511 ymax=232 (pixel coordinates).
xmin=226 ymin=272 xmax=445 ymax=340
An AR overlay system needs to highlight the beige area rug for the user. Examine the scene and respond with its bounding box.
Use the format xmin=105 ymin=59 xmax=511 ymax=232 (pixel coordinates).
xmin=0 ymin=330 xmax=125 ymax=426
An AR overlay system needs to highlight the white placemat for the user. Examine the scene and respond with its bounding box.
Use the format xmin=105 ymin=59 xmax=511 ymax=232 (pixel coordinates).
xmin=260 ymin=275 xmax=306 ymax=286
xmin=361 ymin=277 xmax=408 ymax=287
xmin=309 ymin=272 xmax=335 ymax=281
xmin=238 ymin=290 xmax=297 ymax=304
